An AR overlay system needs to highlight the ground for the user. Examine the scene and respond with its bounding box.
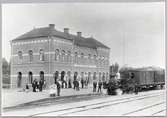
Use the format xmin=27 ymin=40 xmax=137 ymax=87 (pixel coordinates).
xmin=2 ymin=87 xmax=166 ymax=116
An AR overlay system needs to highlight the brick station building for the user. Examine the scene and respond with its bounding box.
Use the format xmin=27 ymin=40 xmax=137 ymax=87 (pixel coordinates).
xmin=10 ymin=24 xmax=110 ymax=88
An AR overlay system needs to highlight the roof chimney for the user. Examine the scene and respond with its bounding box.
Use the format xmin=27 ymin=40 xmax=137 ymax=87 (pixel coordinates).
xmin=49 ymin=24 xmax=55 ymax=30
xmin=77 ymin=32 xmax=82 ymax=37
xmin=64 ymin=28 xmax=69 ymax=34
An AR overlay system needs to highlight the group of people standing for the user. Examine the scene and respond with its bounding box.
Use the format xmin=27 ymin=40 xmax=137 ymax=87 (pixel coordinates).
xmin=93 ymin=76 xmax=107 ymax=93
xmin=32 ymin=79 xmax=46 ymax=92
xmin=54 ymin=72 xmax=90 ymax=91
xmin=26 ymin=72 xmax=108 ymax=96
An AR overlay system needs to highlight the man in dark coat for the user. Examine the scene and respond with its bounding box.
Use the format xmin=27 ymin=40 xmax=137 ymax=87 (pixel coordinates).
xmin=56 ymin=80 xmax=61 ymax=96
xmin=93 ymin=74 xmax=97 ymax=92
xmin=134 ymin=83 xmax=139 ymax=94
xmin=73 ymin=74 xmax=77 ymax=90
xmin=98 ymin=80 xmax=102 ymax=93
xmin=61 ymin=75 xmax=67 ymax=88
xmin=81 ymin=77 xmax=84 ymax=89
xmin=32 ymin=79 xmax=37 ymax=92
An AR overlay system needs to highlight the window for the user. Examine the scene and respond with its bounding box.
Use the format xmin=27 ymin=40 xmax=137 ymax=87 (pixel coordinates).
xmin=67 ymin=51 xmax=71 ymax=63
xmin=102 ymin=56 xmax=105 ymax=65
xmin=39 ymin=49 xmax=44 ymax=61
xmin=99 ymin=56 xmax=102 ymax=65
xmin=88 ymin=54 xmax=91 ymax=64
xmin=94 ymin=55 xmax=97 ymax=64
xmin=28 ymin=50 xmax=33 ymax=62
xmin=81 ymin=53 xmax=84 ymax=58
xmin=99 ymin=72 xmax=101 ymax=80
xmin=55 ymin=49 xmax=60 ymax=61
xmin=39 ymin=71 xmax=44 ymax=81
xmin=81 ymin=53 xmax=84 ymax=64
xmin=74 ymin=52 xmax=78 ymax=63
xmin=28 ymin=72 xmax=33 ymax=84
xmin=61 ymin=50 xmax=65 ymax=62
xmin=18 ymin=51 xmax=23 ymax=60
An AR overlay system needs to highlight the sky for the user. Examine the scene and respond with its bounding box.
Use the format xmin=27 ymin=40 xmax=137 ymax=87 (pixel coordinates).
xmin=2 ymin=2 xmax=165 ymax=68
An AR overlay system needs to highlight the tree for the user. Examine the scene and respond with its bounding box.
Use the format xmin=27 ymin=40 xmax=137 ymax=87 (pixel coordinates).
xmin=2 ymin=58 xmax=9 ymax=74
xmin=2 ymin=58 xmax=10 ymax=86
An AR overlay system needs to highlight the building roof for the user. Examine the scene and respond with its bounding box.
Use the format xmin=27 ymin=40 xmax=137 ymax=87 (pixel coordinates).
xmin=12 ymin=25 xmax=110 ymax=49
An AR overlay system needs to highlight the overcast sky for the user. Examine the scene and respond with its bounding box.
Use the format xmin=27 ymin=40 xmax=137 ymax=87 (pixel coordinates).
xmin=2 ymin=2 xmax=165 ymax=68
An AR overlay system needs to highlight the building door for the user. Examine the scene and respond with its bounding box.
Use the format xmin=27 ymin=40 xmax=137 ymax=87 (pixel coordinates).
xmin=61 ymin=71 xmax=65 ymax=81
xmin=102 ymin=72 xmax=105 ymax=82
xmin=74 ymin=72 xmax=78 ymax=81
xmin=99 ymin=72 xmax=102 ymax=81
xmin=28 ymin=72 xmax=33 ymax=84
xmin=17 ymin=72 xmax=22 ymax=88
xmin=67 ymin=71 xmax=71 ymax=81
xmin=54 ymin=71 xmax=59 ymax=83
xmin=40 ymin=71 xmax=44 ymax=81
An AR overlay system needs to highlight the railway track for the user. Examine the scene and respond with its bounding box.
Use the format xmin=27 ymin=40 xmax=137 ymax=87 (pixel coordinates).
xmin=152 ymin=109 xmax=166 ymax=116
xmin=123 ymin=101 xmax=165 ymax=116
xmin=28 ymin=91 xmax=164 ymax=117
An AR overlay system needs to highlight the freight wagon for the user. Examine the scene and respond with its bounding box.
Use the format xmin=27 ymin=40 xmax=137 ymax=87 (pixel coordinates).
xmin=119 ymin=69 xmax=165 ymax=92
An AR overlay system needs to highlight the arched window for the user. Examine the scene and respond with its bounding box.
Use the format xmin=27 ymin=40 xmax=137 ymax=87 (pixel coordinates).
xmin=81 ymin=53 xmax=84 ymax=58
xmin=93 ymin=72 xmax=97 ymax=80
xmin=74 ymin=52 xmax=78 ymax=63
xmin=102 ymin=72 xmax=105 ymax=82
xmin=102 ymin=56 xmax=105 ymax=65
xmin=67 ymin=51 xmax=71 ymax=63
xmin=17 ymin=72 xmax=22 ymax=87
xmin=54 ymin=71 xmax=59 ymax=83
xmin=99 ymin=56 xmax=102 ymax=65
xmin=81 ymin=53 xmax=84 ymax=64
xmin=28 ymin=50 xmax=33 ymax=62
xmin=39 ymin=49 xmax=44 ymax=61
xmin=106 ymin=72 xmax=109 ymax=81
xmin=55 ymin=49 xmax=60 ymax=61
xmin=28 ymin=72 xmax=33 ymax=84
xmin=39 ymin=71 xmax=44 ymax=81
xmin=99 ymin=72 xmax=102 ymax=80
xmin=18 ymin=51 xmax=23 ymax=60
xmin=61 ymin=50 xmax=65 ymax=62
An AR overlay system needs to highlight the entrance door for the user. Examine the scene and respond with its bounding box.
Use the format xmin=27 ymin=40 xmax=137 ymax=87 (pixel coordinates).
xmin=40 ymin=71 xmax=44 ymax=81
xmin=28 ymin=72 xmax=33 ymax=84
xmin=17 ymin=72 xmax=22 ymax=88
xmin=54 ymin=71 xmax=59 ymax=83
xmin=61 ymin=71 xmax=65 ymax=81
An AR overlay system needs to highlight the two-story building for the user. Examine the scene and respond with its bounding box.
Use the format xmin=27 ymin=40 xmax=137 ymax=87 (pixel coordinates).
xmin=10 ymin=24 xmax=110 ymax=88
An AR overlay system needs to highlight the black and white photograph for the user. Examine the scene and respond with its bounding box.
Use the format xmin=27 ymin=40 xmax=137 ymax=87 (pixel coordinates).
xmin=1 ymin=1 xmax=166 ymax=116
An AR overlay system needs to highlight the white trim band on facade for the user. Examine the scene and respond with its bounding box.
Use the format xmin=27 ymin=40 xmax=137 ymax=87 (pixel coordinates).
xmin=74 ymin=64 xmax=97 ymax=68
xmin=11 ymin=74 xmax=55 ymax=77
xmin=12 ymin=39 xmax=48 ymax=45
xmin=11 ymin=52 xmax=109 ymax=61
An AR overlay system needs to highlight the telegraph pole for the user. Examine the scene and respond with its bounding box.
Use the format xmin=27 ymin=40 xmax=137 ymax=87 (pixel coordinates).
xmin=123 ymin=31 xmax=126 ymax=66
